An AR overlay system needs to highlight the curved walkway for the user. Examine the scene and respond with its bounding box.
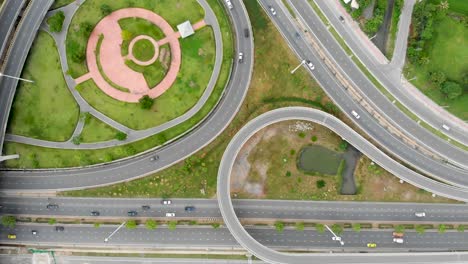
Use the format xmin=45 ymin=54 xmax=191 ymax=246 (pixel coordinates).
xmin=127 ymin=35 xmax=159 ymax=66
xmin=5 ymin=0 xmax=223 ymax=150
xmin=217 ymin=107 xmax=468 ymax=264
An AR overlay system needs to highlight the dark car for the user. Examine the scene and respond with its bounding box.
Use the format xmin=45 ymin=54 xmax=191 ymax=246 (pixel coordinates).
xmin=91 ymin=211 xmax=100 ymax=216
xmin=46 ymin=204 xmax=59 ymax=209
xmin=244 ymin=28 xmax=249 ymax=38
xmin=55 ymin=226 xmax=65 ymax=232
xmin=185 ymin=206 xmax=195 ymax=212
xmin=150 ymin=155 xmax=159 ymax=161
xmin=142 ymin=205 xmax=150 ymax=210
xmin=31 ymin=230 xmax=38 ymax=235
xmin=339 ymin=16 xmax=345 ymax=23
xmin=127 ymin=211 xmax=138 ymax=216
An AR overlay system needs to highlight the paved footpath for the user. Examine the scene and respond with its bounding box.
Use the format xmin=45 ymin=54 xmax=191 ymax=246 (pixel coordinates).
xmin=5 ymin=0 xmax=223 ymax=150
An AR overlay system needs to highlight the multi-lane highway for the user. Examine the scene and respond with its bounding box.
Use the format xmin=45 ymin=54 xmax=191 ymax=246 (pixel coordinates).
xmin=2 ymin=223 xmax=468 ymax=252
xmin=2 ymin=197 xmax=468 ymax=223
xmin=0 ymin=0 xmax=26 ymax=57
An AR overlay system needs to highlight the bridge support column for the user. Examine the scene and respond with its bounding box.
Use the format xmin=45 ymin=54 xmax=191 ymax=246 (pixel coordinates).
xmin=0 ymin=154 xmax=19 ymax=162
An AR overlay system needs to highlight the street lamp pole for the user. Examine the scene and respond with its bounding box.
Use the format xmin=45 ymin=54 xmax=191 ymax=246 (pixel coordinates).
xmin=325 ymin=224 xmax=344 ymax=246
xmin=104 ymin=222 xmax=126 ymax=242
xmin=290 ymin=60 xmax=306 ymax=74
xmin=0 ymin=72 xmax=34 ymax=83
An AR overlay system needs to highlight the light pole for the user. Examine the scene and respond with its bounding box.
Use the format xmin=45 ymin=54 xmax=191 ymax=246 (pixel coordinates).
xmin=104 ymin=222 xmax=126 ymax=242
xmin=0 ymin=72 xmax=34 ymax=83
xmin=325 ymin=224 xmax=344 ymax=246
xmin=290 ymin=60 xmax=306 ymax=74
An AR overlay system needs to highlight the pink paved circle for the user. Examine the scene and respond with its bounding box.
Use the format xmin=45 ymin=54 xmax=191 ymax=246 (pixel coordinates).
xmin=127 ymin=35 xmax=159 ymax=66
xmin=82 ymin=8 xmax=182 ymax=103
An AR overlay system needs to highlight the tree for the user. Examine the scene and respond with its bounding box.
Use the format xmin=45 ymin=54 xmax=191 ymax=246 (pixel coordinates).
xmin=352 ymin=223 xmax=361 ymax=233
xmin=139 ymin=95 xmax=154 ymax=109
xmin=440 ymin=81 xmax=462 ymax=100
xmin=145 ymin=219 xmax=157 ymax=230
xmin=67 ymin=40 xmax=85 ymax=63
xmin=48 ymin=218 xmax=56 ymax=225
xmin=295 ymin=222 xmax=305 ymax=231
xmin=115 ymin=131 xmax=127 ymax=141
xmin=47 ymin=11 xmax=65 ymax=33
xmin=168 ymin=221 xmax=177 ymax=230
xmin=315 ymin=223 xmax=325 ymax=233
xmin=1 ymin=216 xmax=16 ymax=228
xmin=415 ymin=225 xmax=425 ymax=234
xmin=429 ymin=71 xmax=446 ymax=86
xmin=211 ymin=223 xmax=221 ymax=229
xmin=80 ymin=22 xmax=94 ymax=37
xmin=339 ymin=140 xmax=348 ymax=151
xmin=457 ymin=225 xmax=465 ymax=232
xmin=100 ymin=4 xmax=112 ymax=15
xmin=331 ymin=224 xmax=343 ymax=235
xmin=439 ymin=0 xmax=449 ymax=10
xmin=126 ymin=220 xmax=137 ymax=229
xmin=438 ymin=224 xmax=447 ymax=234
xmin=275 ymin=221 xmax=285 ymax=233
xmin=316 ymin=180 xmax=326 ymax=189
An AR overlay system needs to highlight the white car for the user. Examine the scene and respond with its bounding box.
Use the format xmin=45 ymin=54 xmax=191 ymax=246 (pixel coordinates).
xmin=269 ymin=6 xmax=277 ymax=16
xmin=225 ymin=0 xmax=233 ymax=9
xmin=165 ymin=212 xmax=176 ymax=217
xmin=393 ymin=238 xmax=404 ymax=244
xmin=162 ymin=200 xmax=172 ymax=205
xmin=415 ymin=212 xmax=426 ymax=217
xmin=306 ymin=60 xmax=315 ymax=70
xmin=442 ymin=124 xmax=450 ymax=131
xmin=238 ymin=52 xmax=244 ymax=63
xmin=351 ymin=110 xmax=360 ymax=119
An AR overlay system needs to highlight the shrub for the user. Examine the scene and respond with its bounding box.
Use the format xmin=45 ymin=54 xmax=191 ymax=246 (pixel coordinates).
xmin=121 ymin=30 xmax=133 ymax=41
xmin=331 ymin=224 xmax=343 ymax=235
xmin=139 ymin=95 xmax=154 ymax=109
xmin=1 ymin=216 xmax=16 ymax=228
xmin=212 ymin=223 xmax=221 ymax=229
xmin=352 ymin=223 xmax=361 ymax=232
xmin=285 ymin=171 xmax=292 ymax=177
xmin=440 ymin=81 xmax=462 ymax=100
xmin=457 ymin=225 xmax=465 ymax=232
xmin=168 ymin=221 xmax=177 ymax=230
xmin=100 ymin=4 xmax=112 ymax=15
xmin=415 ymin=225 xmax=425 ymax=234
xmin=438 ymin=224 xmax=446 ymax=234
xmin=429 ymin=71 xmax=446 ymax=86
xmin=339 ymin=140 xmax=348 ymax=151
xmin=290 ymin=149 xmax=296 ymax=155
xmin=395 ymin=225 xmax=405 ymax=233
xmin=315 ymin=223 xmax=325 ymax=233
xmin=72 ymin=135 xmax=82 ymax=145
xmin=126 ymin=220 xmax=137 ymax=229
xmin=316 ymin=180 xmax=326 ymax=189
xmin=275 ymin=221 xmax=284 ymax=233
xmin=145 ymin=219 xmax=157 ymax=230
xmin=47 ymin=11 xmax=65 ymax=33
xmin=48 ymin=218 xmax=56 ymax=225
xmin=298 ymin=132 xmax=306 ymax=138
xmin=311 ymin=135 xmax=318 ymax=142
xmin=94 ymin=223 xmax=101 ymax=228
xmin=115 ymin=131 xmax=127 ymax=141
xmin=295 ymin=222 xmax=304 ymax=231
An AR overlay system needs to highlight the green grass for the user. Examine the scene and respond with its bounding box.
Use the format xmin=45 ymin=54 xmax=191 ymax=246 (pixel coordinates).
xmin=76 ymin=26 xmax=215 ymax=130
xmin=66 ymin=0 xmax=204 ymax=78
xmin=429 ymin=0 xmax=468 ymax=15
xmin=61 ymin=0 xmax=326 ymax=197
xmin=7 ymin=31 xmax=79 ymax=142
xmin=80 ymin=114 xmax=119 ymax=143
xmin=119 ymin=17 xmax=165 ymax=57
xmin=386 ymin=0 xmax=403 ymax=58
xmin=405 ymin=16 xmax=468 ymax=120
xmin=4 ymin=0 xmax=233 ymax=169
xmin=297 ymin=145 xmax=343 ymax=175
xmin=132 ymin=39 xmax=155 ymax=61
xmin=50 ymin=0 xmax=74 ymax=10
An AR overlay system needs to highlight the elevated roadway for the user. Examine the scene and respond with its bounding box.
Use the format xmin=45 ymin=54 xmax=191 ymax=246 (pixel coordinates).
xmin=217 ymin=107 xmax=468 ymax=263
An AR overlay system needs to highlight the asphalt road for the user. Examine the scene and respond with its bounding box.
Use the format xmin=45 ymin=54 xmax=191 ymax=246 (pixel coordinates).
xmin=308 ymin=0 xmax=468 ymax=160
xmin=2 ymin=197 xmax=468 ymax=223
xmin=2 ymin=224 xmax=468 ymax=252
xmin=216 ymin=107 xmax=468 ymax=264
xmin=253 ymin=0 xmax=468 ymax=190
xmin=0 ymin=0 xmax=53 ymax=153
xmin=0 ymin=0 xmax=253 ymax=192
xmin=0 ymin=254 xmax=264 ymax=264
xmin=0 ymin=0 xmax=26 ymax=57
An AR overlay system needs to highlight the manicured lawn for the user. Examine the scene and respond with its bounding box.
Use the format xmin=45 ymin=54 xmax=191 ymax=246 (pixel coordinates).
xmin=405 ymin=16 xmax=468 ymax=120
xmin=119 ymin=17 xmax=165 ymax=57
xmin=66 ymin=0 xmax=204 ymax=78
xmin=79 ymin=114 xmax=118 ymax=143
xmin=61 ymin=0 xmax=326 ymax=197
xmin=297 ymin=145 xmax=343 ymax=175
xmin=4 ymin=0 xmax=232 ymax=169
xmin=7 ymin=31 xmax=79 ymax=142
xmin=132 ymin=39 xmax=155 ymax=61
xmin=76 ymin=26 xmax=215 ymax=130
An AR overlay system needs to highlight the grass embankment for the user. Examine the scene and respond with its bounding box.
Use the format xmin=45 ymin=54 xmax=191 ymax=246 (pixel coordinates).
xmin=66 ymin=0 xmax=204 ymax=78
xmin=7 ymin=31 xmax=79 ymax=142
xmin=4 ymin=0 xmax=232 ymax=169
xmin=405 ymin=13 xmax=468 ymax=120
xmin=50 ymin=0 xmax=74 ymax=10
xmin=385 ymin=0 xmax=403 ymax=58
xmin=61 ymin=0 xmax=329 ymax=197
xmin=79 ymin=114 xmax=118 ymax=143
xmin=77 ymin=26 xmax=215 ymax=130
xmin=233 ymin=121 xmax=457 ymax=203
xmin=119 ymin=18 xmax=168 ymax=88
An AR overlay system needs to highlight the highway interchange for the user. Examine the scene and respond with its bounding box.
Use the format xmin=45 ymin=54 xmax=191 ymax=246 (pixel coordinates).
xmin=1 ymin=0 xmax=468 ymax=263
